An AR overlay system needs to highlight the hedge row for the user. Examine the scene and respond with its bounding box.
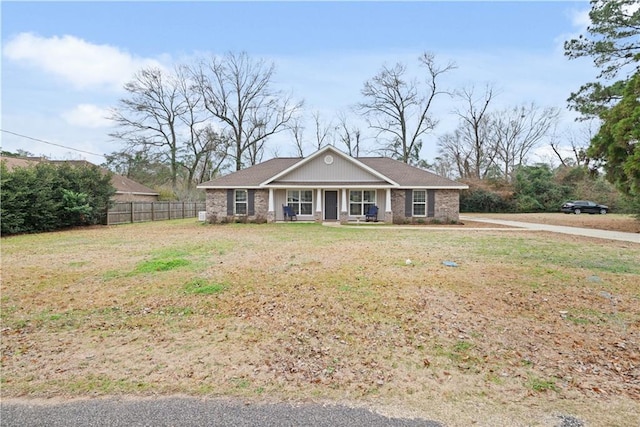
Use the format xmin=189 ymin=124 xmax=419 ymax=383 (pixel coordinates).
xmin=1 ymin=161 xmax=115 ymax=235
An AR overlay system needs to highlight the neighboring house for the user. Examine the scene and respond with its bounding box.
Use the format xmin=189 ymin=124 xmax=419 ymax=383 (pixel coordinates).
xmin=0 ymin=156 xmax=159 ymax=202
xmin=197 ymin=146 xmax=468 ymax=224
xmin=109 ymin=174 xmax=159 ymax=202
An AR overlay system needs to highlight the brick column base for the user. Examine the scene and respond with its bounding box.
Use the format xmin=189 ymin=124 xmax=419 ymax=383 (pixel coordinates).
xmin=339 ymin=211 xmax=348 ymax=224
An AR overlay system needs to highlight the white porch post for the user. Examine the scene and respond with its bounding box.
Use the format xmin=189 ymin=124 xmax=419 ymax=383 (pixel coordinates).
xmin=267 ymin=188 xmax=275 ymax=223
xmin=315 ymin=188 xmax=322 ymax=222
xmin=268 ymin=188 xmax=275 ymax=211
xmin=340 ymin=189 xmax=348 ymax=224
xmin=385 ymin=188 xmax=393 ymax=224
xmin=316 ymin=189 xmax=322 ymax=212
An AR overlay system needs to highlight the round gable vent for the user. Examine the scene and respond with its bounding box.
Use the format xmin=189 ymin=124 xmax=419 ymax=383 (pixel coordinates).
xmin=324 ymin=155 xmax=334 ymax=165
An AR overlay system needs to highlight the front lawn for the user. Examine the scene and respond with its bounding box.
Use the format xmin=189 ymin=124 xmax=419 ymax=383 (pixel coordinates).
xmin=2 ymin=220 xmax=639 ymax=426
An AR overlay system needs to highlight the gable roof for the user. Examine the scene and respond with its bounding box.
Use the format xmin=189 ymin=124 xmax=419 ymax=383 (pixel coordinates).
xmin=261 ymin=145 xmax=398 ymax=187
xmin=197 ymin=146 xmax=467 ymax=189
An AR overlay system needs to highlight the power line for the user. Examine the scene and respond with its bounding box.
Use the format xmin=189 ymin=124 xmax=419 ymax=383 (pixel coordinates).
xmin=0 ymin=129 xmax=106 ymax=158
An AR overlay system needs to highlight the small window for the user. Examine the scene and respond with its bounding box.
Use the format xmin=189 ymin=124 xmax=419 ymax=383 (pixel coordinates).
xmin=235 ymin=190 xmax=247 ymax=215
xmin=349 ymin=190 xmax=376 ymax=216
xmin=413 ymin=190 xmax=426 ymax=216
xmin=287 ymin=190 xmax=313 ymax=215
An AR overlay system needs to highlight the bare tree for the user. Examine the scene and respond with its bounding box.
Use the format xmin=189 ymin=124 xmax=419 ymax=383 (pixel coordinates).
xmin=432 ymin=154 xmax=456 ymax=179
xmin=549 ymin=121 xmax=596 ymax=167
xmin=455 ymin=85 xmax=497 ymax=179
xmin=312 ymin=111 xmax=333 ymax=150
xmin=437 ymin=130 xmax=473 ymax=179
xmin=191 ymin=52 xmax=302 ymax=171
xmin=438 ymin=84 xmax=498 ymax=179
xmin=357 ymin=52 xmax=456 ymax=164
xmin=170 ymin=65 xmax=230 ymax=188
xmin=335 ymin=111 xmax=362 ymax=157
xmin=193 ymin=125 xmax=231 ymax=183
xmin=489 ymin=103 xmax=560 ymax=181
xmin=110 ymin=66 xmax=208 ymax=190
xmin=287 ymin=116 xmax=306 ymax=157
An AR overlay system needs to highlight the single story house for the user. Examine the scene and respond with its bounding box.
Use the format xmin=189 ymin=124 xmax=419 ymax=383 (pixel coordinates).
xmin=197 ymin=146 xmax=468 ymax=224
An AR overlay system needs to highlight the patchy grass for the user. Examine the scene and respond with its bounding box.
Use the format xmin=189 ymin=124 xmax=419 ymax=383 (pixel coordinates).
xmin=133 ymin=258 xmax=191 ymax=274
xmin=184 ymin=279 xmax=226 ymax=295
xmin=1 ymin=219 xmax=639 ymax=426
xmin=527 ymin=376 xmax=560 ymax=393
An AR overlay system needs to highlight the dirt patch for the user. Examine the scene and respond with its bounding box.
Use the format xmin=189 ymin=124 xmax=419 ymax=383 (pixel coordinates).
xmin=1 ymin=221 xmax=639 ymax=426
xmin=464 ymin=212 xmax=640 ymax=233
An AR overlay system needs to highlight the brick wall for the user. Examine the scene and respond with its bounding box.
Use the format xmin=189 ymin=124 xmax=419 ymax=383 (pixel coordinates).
xmin=434 ymin=190 xmax=460 ymax=222
xmin=391 ymin=189 xmax=460 ymax=224
xmin=205 ymin=189 xmax=269 ymax=223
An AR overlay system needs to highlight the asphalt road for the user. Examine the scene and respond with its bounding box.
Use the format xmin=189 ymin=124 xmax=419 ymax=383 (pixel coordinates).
xmin=1 ymin=397 xmax=442 ymax=427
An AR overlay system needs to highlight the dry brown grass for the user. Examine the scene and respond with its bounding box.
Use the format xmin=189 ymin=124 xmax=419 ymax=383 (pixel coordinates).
xmin=465 ymin=212 xmax=640 ymax=233
xmin=2 ymin=219 xmax=639 ymax=426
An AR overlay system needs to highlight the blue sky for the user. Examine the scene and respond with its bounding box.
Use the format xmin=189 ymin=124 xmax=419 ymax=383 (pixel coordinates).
xmin=1 ymin=1 xmax=595 ymax=165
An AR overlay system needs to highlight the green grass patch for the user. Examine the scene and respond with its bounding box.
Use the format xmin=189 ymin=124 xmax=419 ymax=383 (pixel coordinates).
xmin=184 ymin=278 xmax=226 ymax=295
xmin=134 ymin=258 xmax=191 ymax=274
xmin=474 ymin=236 xmax=640 ymax=274
xmin=526 ymin=375 xmax=559 ymax=392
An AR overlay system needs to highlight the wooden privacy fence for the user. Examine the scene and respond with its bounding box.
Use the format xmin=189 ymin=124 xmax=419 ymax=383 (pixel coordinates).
xmin=106 ymin=201 xmax=206 ymax=225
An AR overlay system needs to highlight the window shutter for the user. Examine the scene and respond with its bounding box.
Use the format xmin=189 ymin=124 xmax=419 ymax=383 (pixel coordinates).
xmin=405 ymin=189 xmax=413 ymax=217
xmin=427 ymin=190 xmax=435 ymax=217
xmin=226 ymin=190 xmax=234 ymax=215
xmin=248 ymin=189 xmax=255 ymax=216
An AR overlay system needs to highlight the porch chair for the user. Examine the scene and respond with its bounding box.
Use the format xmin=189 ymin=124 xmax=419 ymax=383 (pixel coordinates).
xmin=283 ymin=205 xmax=297 ymax=221
xmin=365 ymin=205 xmax=379 ymax=222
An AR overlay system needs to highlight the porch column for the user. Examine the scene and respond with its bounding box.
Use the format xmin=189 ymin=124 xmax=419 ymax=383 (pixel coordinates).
xmin=385 ymin=188 xmax=393 ymax=224
xmin=340 ymin=188 xmax=348 ymax=224
xmin=315 ymin=188 xmax=322 ymax=223
xmin=267 ymin=188 xmax=275 ymax=223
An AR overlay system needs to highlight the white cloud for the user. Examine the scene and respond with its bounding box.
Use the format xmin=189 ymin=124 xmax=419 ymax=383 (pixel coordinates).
xmin=3 ymin=32 xmax=165 ymax=91
xmin=571 ymin=7 xmax=591 ymax=30
xmin=61 ymin=104 xmax=112 ymax=128
xmin=552 ymin=5 xmax=592 ymax=54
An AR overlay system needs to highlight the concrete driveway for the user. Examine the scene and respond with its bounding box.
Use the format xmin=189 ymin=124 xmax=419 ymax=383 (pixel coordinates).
xmin=460 ymin=215 xmax=639 ymax=244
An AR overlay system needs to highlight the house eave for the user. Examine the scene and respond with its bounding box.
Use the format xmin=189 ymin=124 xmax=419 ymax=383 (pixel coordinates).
xmin=398 ymin=185 xmax=469 ymax=190
xmin=196 ymin=185 xmax=263 ymax=190
xmin=115 ymin=191 xmax=160 ymax=196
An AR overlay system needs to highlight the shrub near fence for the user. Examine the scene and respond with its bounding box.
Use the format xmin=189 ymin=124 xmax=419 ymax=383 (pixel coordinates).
xmin=106 ymin=201 xmax=206 ymax=225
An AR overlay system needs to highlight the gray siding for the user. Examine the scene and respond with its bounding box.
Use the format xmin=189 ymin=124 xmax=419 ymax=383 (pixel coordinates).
xmin=278 ymin=154 xmax=379 ymax=183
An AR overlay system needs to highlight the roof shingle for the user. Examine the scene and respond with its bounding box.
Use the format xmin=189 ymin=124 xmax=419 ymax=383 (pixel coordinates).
xmin=197 ymin=150 xmax=466 ymax=189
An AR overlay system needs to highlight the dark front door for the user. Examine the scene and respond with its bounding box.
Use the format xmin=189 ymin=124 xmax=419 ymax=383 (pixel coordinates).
xmin=324 ymin=191 xmax=338 ymax=220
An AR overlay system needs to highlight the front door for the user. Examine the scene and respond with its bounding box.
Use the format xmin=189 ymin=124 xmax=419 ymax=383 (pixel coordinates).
xmin=324 ymin=191 xmax=338 ymax=220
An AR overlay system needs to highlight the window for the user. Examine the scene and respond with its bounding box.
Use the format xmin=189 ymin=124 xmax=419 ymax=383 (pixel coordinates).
xmin=349 ymin=190 xmax=376 ymax=216
xmin=235 ymin=190 xmax=247 ymax=215
xmin=287 ymin=190 xmax=313 ymax=215
xmin=413 ymin=190 xmax=426 ymax=216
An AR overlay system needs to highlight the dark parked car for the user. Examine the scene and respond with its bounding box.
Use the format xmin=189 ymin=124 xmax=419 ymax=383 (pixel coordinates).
xmin=561 ymin=200 xmax=609 ymax=215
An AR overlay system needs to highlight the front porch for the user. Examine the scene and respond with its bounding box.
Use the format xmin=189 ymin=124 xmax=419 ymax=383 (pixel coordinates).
xmin=265 ymin=187 xmax=393 ymax=224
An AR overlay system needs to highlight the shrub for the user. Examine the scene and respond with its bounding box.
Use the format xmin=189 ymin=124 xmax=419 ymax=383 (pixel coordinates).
xmin=460 ymin=187 xmax=514 ymax=213
xmin=1 ymin=161 xmax=115 ymax=235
